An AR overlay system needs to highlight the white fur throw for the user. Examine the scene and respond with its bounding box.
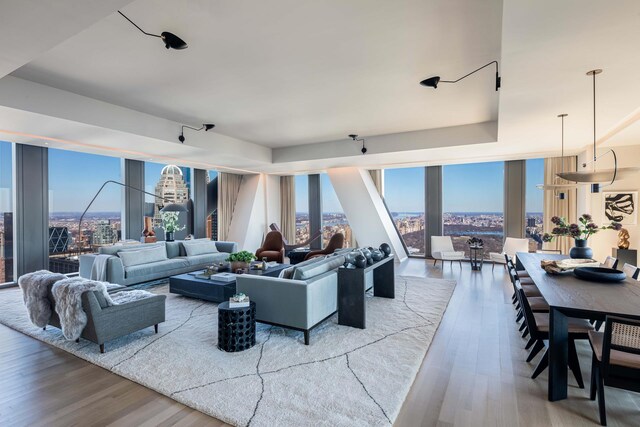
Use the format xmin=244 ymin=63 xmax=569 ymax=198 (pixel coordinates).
xmin=51 ymin=278 xmax=115 ymax=341
xmin=111 ymin=290 xmax=155 ymax=304
xmin=18 ymin=270 xmax=67 ymax=328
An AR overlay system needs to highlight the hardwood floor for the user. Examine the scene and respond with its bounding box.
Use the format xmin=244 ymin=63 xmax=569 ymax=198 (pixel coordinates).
xmin=1 ymin=259 xmax=638 ymax=426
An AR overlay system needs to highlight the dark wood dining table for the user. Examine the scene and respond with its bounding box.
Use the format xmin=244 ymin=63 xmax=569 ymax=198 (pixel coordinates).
xmin=516 ymin=252 xmax=640 ymax=402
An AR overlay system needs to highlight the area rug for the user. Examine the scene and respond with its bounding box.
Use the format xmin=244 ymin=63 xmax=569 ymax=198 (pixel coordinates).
xmin=0 ymin=275 xmax=455 ymax=426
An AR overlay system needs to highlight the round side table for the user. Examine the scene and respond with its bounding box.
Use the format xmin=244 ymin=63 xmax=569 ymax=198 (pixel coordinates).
xmin=218 ymin=301 xmax=256 ymax=352
xmin=469 ymin=245 xmax=484 ymax=271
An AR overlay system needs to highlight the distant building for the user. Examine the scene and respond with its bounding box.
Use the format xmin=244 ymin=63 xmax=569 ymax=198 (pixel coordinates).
xmin=93 ymin=220 xmax=117 ymax=245
xmin=1 ymin=212 xmax=13 ymax=282
xmin=527 ymin=217 xmax=536 ymax=227
xmin=49 ymin=226 xmax=70 ymax=254
xmin=153 ymin=165 xmax=189 ymax=227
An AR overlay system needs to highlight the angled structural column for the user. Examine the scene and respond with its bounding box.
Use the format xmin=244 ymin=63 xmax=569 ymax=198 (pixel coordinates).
xmin=425 ymin=166 xmax=443 ymax=258
xmin=504 ymin=160 xmax=526 ymax=239
xmin=123 ymin=159 xmax=144 ymax=240
xmin=15 ymin=144 xmax=49 ymax=276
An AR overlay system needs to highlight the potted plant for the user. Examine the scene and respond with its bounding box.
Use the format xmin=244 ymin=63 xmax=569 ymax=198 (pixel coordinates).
xmin=160 ymin=211 xmax=185 ymax=242
xmin=542 ymin=214 xmax=622 ymax=259
xmin=467 ymin=237 xmax=484 ymax=248
xmin=226 ymin=250 xmax=256 ymax=272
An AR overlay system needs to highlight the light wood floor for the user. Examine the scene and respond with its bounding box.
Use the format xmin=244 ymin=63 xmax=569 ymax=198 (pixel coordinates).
xmin=1 ymin=259 xmax=638 ymax=426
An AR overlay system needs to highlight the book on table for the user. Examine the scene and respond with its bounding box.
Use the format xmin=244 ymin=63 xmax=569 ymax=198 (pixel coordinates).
xmin=211 ymin=273 xmax=237 ymax=283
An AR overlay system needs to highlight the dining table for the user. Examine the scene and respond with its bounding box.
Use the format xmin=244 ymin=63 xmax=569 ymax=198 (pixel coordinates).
xmin=516 ymin=252 xmax=640 ymax=402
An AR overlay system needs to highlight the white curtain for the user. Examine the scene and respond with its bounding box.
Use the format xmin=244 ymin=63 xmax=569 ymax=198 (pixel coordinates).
xmin=218 ymin=172 xmax=243 ymax=241
xmin=543 ymin=157 xmax=578 ymax=254
xmin=279 ymin=176 xmax=296 ymax=243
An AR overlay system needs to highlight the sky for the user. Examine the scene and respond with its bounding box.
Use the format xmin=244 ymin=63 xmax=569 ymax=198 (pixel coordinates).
xmin=0 ymin=142 xmax=12 ymax=212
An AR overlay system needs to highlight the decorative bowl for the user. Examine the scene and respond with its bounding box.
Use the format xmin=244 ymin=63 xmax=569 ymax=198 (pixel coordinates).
xmin=573 ymin=267 xmax=626 ymax=283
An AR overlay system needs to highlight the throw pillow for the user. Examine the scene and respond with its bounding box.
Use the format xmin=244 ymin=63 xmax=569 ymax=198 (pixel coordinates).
xmin=278 ymin=266 xmax=295 ymax=279
xmin=183 ymin=240 xmax=219 ymax=257
xmin=118 ymin=245 xmax=167 ymax=267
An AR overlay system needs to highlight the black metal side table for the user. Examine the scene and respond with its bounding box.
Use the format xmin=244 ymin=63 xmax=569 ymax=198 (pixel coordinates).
xmin=218 ymin=301 xmax=256 ymax=352
xmin=469 ymin=245 xmax=484 ymax=271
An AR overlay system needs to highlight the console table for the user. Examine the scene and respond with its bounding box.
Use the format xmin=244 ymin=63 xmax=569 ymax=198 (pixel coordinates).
xmin=337 ymin=255 xmax=395 ymax=329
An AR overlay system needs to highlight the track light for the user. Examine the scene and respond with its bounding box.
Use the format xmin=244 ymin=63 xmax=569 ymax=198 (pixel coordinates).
xmin=179 ymin=124 xmax=215 ymax=143
xmin=118 ymin=11 xmax=188 ymax=50
xmin=348 ymin=134 xmax=367 ymax=154
xmin=420 ymin=61 xmax=501 ymax=91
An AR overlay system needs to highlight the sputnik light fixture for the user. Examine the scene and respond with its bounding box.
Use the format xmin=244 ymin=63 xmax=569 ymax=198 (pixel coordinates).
xmin=348 ymin=134 xmax=367 ymax=154
xmin=420 ymin=61 xmax=501 ymax=91
xmin=118 ymin=11 xmax=188 ymax=50
xmin=179 ymin=124 xmax=215 ymax=143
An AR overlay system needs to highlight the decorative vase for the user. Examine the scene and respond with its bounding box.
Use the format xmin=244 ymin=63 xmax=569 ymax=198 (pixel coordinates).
xmin=569 ymin=239 xmax=593 ymax=259
xmin=354 ymin=255 xmax=367 ymax=268
xmin=165 ymin=231 xmax=175 ymax=242
xmin=231 ymin=261 xmax=248 ymax=272
xmin=371 ymin=249 xmax=383 ymax=262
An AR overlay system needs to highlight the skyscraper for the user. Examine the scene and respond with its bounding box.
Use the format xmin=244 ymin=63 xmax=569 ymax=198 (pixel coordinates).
xmin=93 ymin=220 xmax=117 ymax=245
xmin=153 ymin=165 xmax=190 ymax=227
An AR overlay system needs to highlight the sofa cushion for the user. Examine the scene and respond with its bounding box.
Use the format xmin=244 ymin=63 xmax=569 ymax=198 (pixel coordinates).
xmin=118 ymin=245 xmax=168 ymax=268
xmin=183 ymin=240 xmax=219 ymax=256
xmin=178 ymin=238 xmax=212 ymax=256
xmin=165 ymin=241 xmax=181 ymax=259
xmin=125 ymin=258 xmax=189 ymax=278
xmin=186 ymin=253 xmax=229 ymax=266
xmin=99 ymin=241 xmax=165 ymax=256
xmin=292 ymin=256 xmax=345 ymax=281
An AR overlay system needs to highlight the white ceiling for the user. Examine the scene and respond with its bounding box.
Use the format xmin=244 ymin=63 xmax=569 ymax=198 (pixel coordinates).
xmin=1 ymin=0 xmax=639 ymax=174
xmin=11 ymin=0 xmax=503 ymax=148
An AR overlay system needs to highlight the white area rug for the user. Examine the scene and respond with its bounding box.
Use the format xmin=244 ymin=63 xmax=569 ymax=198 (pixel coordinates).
xmin=0 ymin=275 xmax=455 ymax=426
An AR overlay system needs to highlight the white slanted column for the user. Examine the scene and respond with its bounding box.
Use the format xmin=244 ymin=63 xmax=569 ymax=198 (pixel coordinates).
xmin=227 ymin=174 xmax=280 ymax=252
xmin=327 ymin=168 xmax=408 ymax=261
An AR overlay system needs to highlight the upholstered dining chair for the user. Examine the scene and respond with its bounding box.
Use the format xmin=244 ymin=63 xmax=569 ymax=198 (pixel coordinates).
xmin=489 ymin=237 xmax=530 ymax=270
xmin=255 ymin=231 xmax=285 ymax=263
xmin=430 ymin=236 xmax=465 ymax=268
xmin=588 ymin=316 xmax=640 ymax=425
xmin=304 ymin=233 xmax=345 ymax=261
xmin=621 ymin=263 xmax=639 ymax=280
xmin=603 ymin=256 xmax=618 ymax=269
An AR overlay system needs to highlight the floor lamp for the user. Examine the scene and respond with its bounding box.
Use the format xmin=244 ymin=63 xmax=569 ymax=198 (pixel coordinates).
xmin=78 ymin=180 xmax=188 ymax=252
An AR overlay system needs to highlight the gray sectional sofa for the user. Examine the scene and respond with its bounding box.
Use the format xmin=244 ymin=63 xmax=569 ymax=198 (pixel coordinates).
xmin=236 ymin=254 xmax=346 ymax=345
xmin=79 ymin=239 xmax=237 ymax=286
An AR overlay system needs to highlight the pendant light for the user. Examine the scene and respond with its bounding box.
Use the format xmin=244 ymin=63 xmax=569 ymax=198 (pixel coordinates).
xmin=556 ymin=69 xmax=639 ymax=190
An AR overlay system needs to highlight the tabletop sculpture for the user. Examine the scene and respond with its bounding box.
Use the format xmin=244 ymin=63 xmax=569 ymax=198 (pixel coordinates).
xmin=618 ymin=228 xmax=630 ymax=249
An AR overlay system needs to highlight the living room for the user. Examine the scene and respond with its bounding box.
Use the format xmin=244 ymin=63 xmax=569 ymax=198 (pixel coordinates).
xmin=1 ymin=1 xmax=640 ymax=426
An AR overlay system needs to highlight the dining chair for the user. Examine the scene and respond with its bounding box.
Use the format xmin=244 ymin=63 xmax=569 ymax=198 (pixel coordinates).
xmin=515 ymin=285 xmax=593 ymax=386
xmin=508 ymin=269 xmax=549 ymax=350
xmin=603 ymin=256 xmax=618 ymax=269
xmin=588 ymin=315 xmax=640 ymax=425
xmin=621 ymin=263 xmax=639 ymax=280
xmin=430 ymin=236 xmax=465 ymax=268
xmin=489 ymin=237 xmax=530 ymax=270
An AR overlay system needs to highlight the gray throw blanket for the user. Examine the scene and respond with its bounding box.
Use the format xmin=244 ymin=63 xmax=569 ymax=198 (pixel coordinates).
xmin=18 ymin=270 xmax=67 ymax=328
xmin=90 ymin=254 xmax=112 ymax=281
xmin=51 ymin=277 xmax=115 ymax=341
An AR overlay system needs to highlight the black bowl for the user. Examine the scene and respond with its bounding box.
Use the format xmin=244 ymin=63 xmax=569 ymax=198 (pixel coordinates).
xmin=573 ymin=267 xmax=626 ymax=283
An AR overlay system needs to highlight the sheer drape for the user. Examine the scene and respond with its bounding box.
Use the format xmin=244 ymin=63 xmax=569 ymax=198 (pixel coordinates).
xmin=217 ymin=172 xmax=243 ymax=241
xmin=279 ymin=176 xmax=296 ymax=243
xmin=543 ymin=157 xmax=578 ymax=254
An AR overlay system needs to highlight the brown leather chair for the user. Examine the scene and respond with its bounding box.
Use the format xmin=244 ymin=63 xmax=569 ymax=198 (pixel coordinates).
xmin=304 ymin=233 xmax=345 ymax=261
xmin=256 ymin=231 xmax=285 ymax=263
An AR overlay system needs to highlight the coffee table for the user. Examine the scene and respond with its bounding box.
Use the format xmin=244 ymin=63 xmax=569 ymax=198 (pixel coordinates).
xmin=169 ymin=264 xmax=290 ymax=303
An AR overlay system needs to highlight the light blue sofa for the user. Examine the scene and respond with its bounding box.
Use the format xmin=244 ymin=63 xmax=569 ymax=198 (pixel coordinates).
xmin=236 ymin=254 xmax=346 ymax=345
xmin=79 ymin=239 xmax=237 ymax=286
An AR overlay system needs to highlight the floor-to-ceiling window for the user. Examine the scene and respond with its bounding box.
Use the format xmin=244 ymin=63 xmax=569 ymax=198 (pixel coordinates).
xmin=144 ymin=162 xmax=191 ymax=239
xmin=526 ymin=158 xmax=544 ymax=251
xmin=320 ymin=173 xmax=350 ymax=248
xmin=294 ymin=175 xmax=309 ymax=245
xmin=443 ymin=161 xmax=504 ymax=257
xmin=48 ymin=149 xmax=123 ymax=273
xmin=0 ymin=141 xmax=14 ymax=283
xmin=207 ymin=170 xmax=218 ymax=240
xmin=383 ymin=167 xmax=425 ymax=256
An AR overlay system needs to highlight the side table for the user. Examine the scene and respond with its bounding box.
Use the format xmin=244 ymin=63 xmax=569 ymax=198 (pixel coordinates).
xmin=218 ymin=301 xmax=256 ymax=352
xmin=469 ymin=245 xmax=484 ymax=271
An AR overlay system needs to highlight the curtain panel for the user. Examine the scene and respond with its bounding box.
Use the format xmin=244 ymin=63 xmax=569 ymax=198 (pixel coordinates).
xmin=217 ymin=172 xmax=243 ymax=241
xmin=279 ymin=176 xmax=296 ymax=243
xmin=543 ymin=156 xmax=578 ymax=254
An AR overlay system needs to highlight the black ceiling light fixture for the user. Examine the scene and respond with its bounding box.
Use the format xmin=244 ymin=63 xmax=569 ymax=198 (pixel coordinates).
xmin=179 ymin=124 xmax=215 ymax=143
xmin=420 ymin=60 xmax=501 ymax=91
xmin=118 ymin=11 xmax=188 ymax=50
xmin=348 ymin=134 xmax=367 ymax=154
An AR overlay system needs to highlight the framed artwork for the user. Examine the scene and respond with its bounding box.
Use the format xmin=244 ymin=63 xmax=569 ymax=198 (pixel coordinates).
xmin=603 ymin=192 xmax=637 ymax=225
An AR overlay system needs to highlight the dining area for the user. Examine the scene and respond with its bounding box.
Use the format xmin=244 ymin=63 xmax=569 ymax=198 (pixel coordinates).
xmin=508 ymin=251 xmax=640 ymax=425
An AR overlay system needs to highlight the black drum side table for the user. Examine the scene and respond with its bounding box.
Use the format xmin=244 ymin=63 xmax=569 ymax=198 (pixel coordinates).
xmin=469 ymin=245 xmax=484 ymax=271
xmin=218 ymin=301 xmax=256 ymax=352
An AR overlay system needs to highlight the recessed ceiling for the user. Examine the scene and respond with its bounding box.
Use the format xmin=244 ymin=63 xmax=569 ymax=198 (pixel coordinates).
xmin=11 ymin=0 xmax=503 ymax=148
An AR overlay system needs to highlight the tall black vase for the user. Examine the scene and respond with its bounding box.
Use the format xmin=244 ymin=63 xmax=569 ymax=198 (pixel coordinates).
xmin=165 ymin=231 xmax=175 ymax=242
xmin=569 ymin=239 xmax=593 ymax=259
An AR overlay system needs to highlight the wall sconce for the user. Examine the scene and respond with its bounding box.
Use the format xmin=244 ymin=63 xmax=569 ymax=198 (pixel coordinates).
xmin=179 ymin=124 xmax=215 ymax=143
xmin=348 ymin=134 xmax=367 ymax=154
xmin=420 ymin=60 xmax=501 ymax=91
